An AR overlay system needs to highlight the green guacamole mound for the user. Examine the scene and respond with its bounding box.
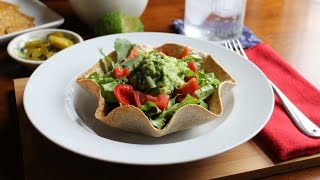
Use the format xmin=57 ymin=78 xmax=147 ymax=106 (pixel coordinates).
xmin=129 ymin=51 xmax=188 ymax=94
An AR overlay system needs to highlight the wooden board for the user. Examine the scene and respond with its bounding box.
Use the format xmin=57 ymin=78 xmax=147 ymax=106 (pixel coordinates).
xmin=14 ymin=78 xmax=320 ymax=179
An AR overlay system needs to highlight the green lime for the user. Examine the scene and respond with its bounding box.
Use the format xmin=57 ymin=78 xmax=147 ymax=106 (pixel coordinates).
xmin=123 ymin=16 xmax=144 ymax=32
xmin=94 ymin=11 xmax=144 ymax=36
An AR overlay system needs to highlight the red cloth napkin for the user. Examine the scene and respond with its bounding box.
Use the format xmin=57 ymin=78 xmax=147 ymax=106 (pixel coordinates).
xmin=245 ymin=43 xmax=320 ymax=161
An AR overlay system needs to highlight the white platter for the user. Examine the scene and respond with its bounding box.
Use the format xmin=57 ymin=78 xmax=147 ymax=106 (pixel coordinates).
xmin=0 ymin=0 xmax=64 ymax=44
xmin=24 ymin=32 xmax=274 ymax=165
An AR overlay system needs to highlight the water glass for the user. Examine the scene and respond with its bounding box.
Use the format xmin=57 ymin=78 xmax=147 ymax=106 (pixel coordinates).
xmin=184 ymin=0 xmax=247 ymax=42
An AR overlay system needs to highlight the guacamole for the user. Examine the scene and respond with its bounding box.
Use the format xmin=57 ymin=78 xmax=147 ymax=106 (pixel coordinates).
xmin=129 ymin=51 xmax=187 ymax=94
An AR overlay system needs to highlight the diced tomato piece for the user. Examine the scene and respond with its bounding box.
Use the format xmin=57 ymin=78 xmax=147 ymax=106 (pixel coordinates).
xmin=176 ymin=94 xmax=185 ymax=103
xmin=190 ymin=92 xmax=198 ymax=98
xmin=177 ymin=77 xmax=200 ymax=95
xmin=113 ymin=66 xmax=122 ymax=78
xmin=188 ymin=61 xmax=198 ymax=72
xmin=133 ymin=91 xmax=169 ymax=110
xmin=184 ymin=76 xmax=193 ymax=82
xmin=122 ymin=67 xmax=130 ymax=78
xmin=114 ymin=84 xmax=135 ymax=105
xmin=180 ymin=47 xmax=190 ymax=59
xmin=133 ymin=91 xmax=145 ymax=107
xmin=152 ymin=94 xmax=170 ymax=110
xmin=133 ymin=91 xmax=154 ymax=107
xmin=128 ymin=48 xmax=139 ymax=59
xmin=113 ymin=66 xmax=130 ymax=79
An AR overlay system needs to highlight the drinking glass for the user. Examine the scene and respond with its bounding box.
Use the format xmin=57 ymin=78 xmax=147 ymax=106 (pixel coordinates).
xmin=184 ymin=0 xmax=247 ymax=42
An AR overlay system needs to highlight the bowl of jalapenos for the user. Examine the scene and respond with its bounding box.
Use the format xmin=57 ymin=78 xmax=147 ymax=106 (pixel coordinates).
xmin=7 ymin=28 xmax=83 ymax=69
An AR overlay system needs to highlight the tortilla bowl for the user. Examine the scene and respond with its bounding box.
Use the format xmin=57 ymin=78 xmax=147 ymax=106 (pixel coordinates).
xmin=77 ymin=43 xmax=237 ymax=137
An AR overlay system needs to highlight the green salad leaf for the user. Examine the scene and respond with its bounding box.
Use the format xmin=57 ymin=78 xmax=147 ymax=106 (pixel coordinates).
xmin=183 ymin=69 xmax=220 ymax=101
xmin=120 ymin=55 xmax=142 ymax=71
xmin=139 ymin=94 xmax=208 ymax=129
xmin=114 ymin=38 xmax=134 ymax=62
xmin=88 ymin=72 xmax=127 ymax=102
xmin=140 ymin=102 xmax=165 ymax=129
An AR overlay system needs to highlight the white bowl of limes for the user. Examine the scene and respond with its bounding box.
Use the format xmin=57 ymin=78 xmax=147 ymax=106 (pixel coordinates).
xmin=70 ymin=0 xmax=148 ymax=27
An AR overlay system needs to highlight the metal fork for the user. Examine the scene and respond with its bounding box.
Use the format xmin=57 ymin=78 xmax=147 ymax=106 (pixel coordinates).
xmin=225 ymin=39 xmax=320 ymax=138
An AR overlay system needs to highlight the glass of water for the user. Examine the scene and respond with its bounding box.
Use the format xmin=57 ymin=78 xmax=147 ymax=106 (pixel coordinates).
xmin=184 ymin=0 xmax=247 ymax=42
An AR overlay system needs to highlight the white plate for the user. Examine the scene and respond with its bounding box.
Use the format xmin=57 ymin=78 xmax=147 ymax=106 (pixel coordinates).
xmin=0 ymin=0 xmax=64 ymax=44
xmin=24 ymin=32 xmax=274 ymax=165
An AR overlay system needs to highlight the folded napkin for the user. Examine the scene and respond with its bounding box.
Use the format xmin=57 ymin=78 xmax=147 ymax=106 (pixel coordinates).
xmin=172 ymin=19 xmax=320 ymax=161
xmin=246 ymin=44 xmax=320 ymax=161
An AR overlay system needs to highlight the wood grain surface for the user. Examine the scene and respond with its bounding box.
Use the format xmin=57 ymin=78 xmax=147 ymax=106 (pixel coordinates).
xmin=1 ymin=0 xmax=320 ymax=179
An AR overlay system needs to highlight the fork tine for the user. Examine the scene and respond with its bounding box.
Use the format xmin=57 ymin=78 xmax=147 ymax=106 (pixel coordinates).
xmin=231 ymin=40 xmax=241 ymax=55
xmin=224 ymin=42 xmax=229 ymax=49
xmin=226 ymin=41 xmax=233 ymax=50
xmin=224 ymin=41 xmax=230 ymax=50
xmin=236 ymin=39 xmax=249 ymax=59
xmin=225 ymin=40 xmax=249 ymax=60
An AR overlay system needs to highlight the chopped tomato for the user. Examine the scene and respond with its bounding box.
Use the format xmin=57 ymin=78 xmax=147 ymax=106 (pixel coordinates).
xmin=122 ymin=67 xmax=130 ymax=78
xmin=114 ymin=84 xmax=135 ymax=105
xmin=176 ymin=94 xmax=185 ymax=103
xmin=128 ymin=48 xmax=138 ymax=59
xmin=177 ymin=77 xmax=200 ymax=95
xmin=133 ymin=91 xmax=169 ymax=110
xmin=134 ymin=91 xmax=155 ymax=107
xmin=113 ymin=66 xmax=122 ymax=78
xmin=179 ymin=47 xmax=190 ymax=59
xmin=133 ymin=91 xmax=146 ymax=107
xmin=184 ymin=76 xmax=193 ymax=82
xmin=113 ymin=66 xmax=130 ymax=79
xmin=188 ymin=61 xmax=198 ymax=72
xmin=190 ymin=92 xmax=198 ymax=98
xmin=153 ymin=94 xmax=170 ymax=110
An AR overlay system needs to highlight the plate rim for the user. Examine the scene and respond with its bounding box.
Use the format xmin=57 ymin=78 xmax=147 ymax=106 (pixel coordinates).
xmin=23 ymin=32 xmax=274 ymax=165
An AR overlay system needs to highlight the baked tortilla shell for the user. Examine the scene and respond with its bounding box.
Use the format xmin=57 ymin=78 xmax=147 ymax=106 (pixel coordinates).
xmin=77 ymin=43 xmax=236 ymax=137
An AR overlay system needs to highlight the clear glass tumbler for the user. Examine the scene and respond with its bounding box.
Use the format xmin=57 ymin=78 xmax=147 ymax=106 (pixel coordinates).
xmin=184 ymin=0 xmax=247 ymax=42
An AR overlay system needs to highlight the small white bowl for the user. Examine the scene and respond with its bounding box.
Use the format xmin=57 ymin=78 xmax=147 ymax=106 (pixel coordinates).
xmin=7 ymin=28 xmax=83 ymax=69
xmin=70 ymin=0 xmax=148 ymax=26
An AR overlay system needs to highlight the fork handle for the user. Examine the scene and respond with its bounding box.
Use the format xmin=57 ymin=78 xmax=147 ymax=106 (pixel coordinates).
xmin=269 ymin=80 xmax=320 ymax=138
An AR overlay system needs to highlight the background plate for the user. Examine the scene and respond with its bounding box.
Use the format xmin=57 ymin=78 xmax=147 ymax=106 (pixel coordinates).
xmin=0 ymin=0 xmax=64 ymax=44
xmin=24 ymin=32 xmax=274 ymax=165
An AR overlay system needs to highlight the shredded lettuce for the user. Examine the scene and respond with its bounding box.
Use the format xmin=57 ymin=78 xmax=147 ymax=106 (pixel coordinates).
xmin=194 ymin=84 xmax=215 ymax=100
xmin=140 ymin=102 xmax=165 ymax=129
xmin=114 ymin=38 xmax=134 ymax=62
xmin=139 ymin=95 xmax=207 ymax=129
xmin=120 ymin=55 xmax=142 ymax=71
xmin=88 ymin=72 xmax=127 ymax=102
xmin=98 ymin=38 xmax=143 ymax=73
xmin=181 ymin=54 xmax=202 ymax=63
xmin=184 ymin=69 xmax=220 ymax=101
xmin=181 ymin=54 xmax=202 ymax=67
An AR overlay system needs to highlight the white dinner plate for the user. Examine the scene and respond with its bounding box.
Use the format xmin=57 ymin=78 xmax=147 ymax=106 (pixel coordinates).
xmin=24 ymin=32 xmax=274 ymax=165
xmin=0 ymin=0 xmax=64 ymax=44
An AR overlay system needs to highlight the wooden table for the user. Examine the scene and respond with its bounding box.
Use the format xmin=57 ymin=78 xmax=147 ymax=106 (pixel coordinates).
xmin=1 ymin=0 xmax=320 ymax=179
